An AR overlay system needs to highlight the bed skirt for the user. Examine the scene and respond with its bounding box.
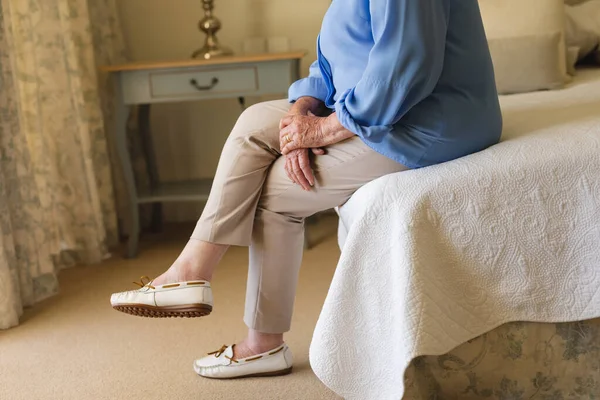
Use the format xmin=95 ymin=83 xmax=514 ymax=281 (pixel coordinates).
xmin=403 ymin=318 xmax=600 ymax=399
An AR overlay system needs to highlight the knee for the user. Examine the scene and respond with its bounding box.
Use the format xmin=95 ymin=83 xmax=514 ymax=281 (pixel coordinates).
xmin=235 ymin=103 xmax=268 ymax=129
xmin=228 ymin=101 xmax=282 ymax=143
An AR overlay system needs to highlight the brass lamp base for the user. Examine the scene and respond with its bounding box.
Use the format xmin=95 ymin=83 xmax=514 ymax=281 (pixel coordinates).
xmin=192 ymin=44 xmax=232 ymax=60
xmin=192 ymin=0 xmax=232 ymax=60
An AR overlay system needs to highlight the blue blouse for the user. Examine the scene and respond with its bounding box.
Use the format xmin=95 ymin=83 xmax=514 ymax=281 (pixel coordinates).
xmin=288 ymin=0 xmax=503 ymax=168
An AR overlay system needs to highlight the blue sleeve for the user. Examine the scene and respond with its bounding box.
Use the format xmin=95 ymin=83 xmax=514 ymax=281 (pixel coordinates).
xmin=288 ymin=60 xmax=329 ymax=103
xmin=335 ymin=0 xmax=449 ymax=139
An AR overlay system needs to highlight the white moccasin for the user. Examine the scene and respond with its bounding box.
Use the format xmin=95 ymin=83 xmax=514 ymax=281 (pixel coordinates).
xmin=110 ymin=276 xmax=213 ymax=318
xmin=194 ymin=344 xmax=293 ymax=379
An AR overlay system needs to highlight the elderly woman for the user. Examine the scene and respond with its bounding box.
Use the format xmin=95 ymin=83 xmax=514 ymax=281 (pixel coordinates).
xmin=111 ymin=0 xmax=502 ymax=379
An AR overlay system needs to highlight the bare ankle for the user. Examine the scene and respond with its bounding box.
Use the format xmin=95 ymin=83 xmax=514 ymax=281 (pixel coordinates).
xmin=173 ymin=240 xmax=228 ymax=281
xmin=173 ymin=259 xmax=213 ymax=282
xmin=153 ymin=240 xmax=229 ymax=285
xmin=247 ymin=330 xmax=284 ymax=352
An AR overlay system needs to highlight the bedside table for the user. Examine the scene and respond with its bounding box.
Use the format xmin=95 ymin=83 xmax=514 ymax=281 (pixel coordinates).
xmin=102 ymin=52 xmax=305 ymax=257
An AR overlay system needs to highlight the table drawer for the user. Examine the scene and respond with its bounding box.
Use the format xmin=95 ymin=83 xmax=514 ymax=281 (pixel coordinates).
xmin=149 ymin=66 xmax=258 ymax=98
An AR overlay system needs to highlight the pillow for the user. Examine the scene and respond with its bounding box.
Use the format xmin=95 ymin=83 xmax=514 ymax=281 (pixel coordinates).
xmin=479 ymin=0 xmax=570 ymax=91
xmin=565 ymin=0 xmax=600 ymax=60
xmin=489 ymin=33 xmax=568 ymax=94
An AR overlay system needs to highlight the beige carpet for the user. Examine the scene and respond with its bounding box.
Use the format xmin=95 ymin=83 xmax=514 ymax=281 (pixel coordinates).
xmin=1 ymin=220 xmax=342 ymax=400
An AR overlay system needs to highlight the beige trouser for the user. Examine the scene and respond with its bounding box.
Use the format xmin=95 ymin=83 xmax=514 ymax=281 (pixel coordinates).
xmin=191 ymin=99 xmax=408 ymax=333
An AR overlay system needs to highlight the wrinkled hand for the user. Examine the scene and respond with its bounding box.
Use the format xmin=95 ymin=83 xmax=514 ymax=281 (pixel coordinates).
xmin=284 ymin=104 xmax=326 ymax=156
xmin=279 ymin=115 xmax=332 ymax=155
xmin=283 ymin=114 xmax=323 ymax=191
xmin=281 ymin=98 xmax=326 ymax=190
xmin=280 ymin=104 xmax=354 ymax=189
xmin=284 ymin=149 xmax=316 ymax=191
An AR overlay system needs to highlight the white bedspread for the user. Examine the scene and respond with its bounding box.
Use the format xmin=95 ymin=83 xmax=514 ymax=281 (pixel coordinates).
xmin=310 ymin=69 xmax=600 ymax=399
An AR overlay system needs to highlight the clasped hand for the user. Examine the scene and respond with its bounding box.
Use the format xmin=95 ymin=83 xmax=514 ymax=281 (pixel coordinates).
xmin=279 ymin=99 xmax=353 ymax=191
xmin=278 ymin=114 xmax=331 ymax=155
xmin=278 ymin=113 xmax=326 ymax=191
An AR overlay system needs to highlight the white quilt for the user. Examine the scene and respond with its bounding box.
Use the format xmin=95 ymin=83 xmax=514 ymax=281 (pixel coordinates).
xmin=310 ymin=68 xmax=600 ymax=400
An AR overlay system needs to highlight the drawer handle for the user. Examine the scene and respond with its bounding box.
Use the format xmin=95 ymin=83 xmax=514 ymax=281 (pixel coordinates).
xmin=189 ymin=77 xmax=219 ymax=91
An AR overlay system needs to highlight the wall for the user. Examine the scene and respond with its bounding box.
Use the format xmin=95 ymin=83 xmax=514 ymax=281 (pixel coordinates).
xmin=117 ymin=0 xmax=328 ymax=221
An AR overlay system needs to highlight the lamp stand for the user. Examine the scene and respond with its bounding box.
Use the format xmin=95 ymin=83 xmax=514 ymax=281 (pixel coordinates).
xmin=192 ymin=0 xmax=232 ymax=59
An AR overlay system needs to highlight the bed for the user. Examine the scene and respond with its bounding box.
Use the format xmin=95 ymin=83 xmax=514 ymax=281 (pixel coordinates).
xmin=309 ymin=67 xmax=600 ymax=399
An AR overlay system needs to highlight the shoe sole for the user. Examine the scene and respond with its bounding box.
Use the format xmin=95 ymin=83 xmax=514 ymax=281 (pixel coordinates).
xmin=112 ymin=303 xmax=212 ymax=318
xmin=195 ymin=366 xmax=293 ymax=379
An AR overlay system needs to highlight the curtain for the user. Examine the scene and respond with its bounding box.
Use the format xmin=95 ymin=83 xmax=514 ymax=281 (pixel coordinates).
xmin=0 ymin=0 xmax=127 ymax=329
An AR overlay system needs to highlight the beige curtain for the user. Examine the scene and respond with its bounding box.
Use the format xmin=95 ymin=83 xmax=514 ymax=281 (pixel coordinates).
xmin=0 ymin=0 xmax=127 ymax=329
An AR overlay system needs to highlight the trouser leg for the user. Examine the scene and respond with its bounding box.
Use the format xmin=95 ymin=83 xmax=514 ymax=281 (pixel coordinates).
xmin=244 ymin=136 xmax=409 ymax=333
xmin=191 ymin=99 xmax=290 ymax=245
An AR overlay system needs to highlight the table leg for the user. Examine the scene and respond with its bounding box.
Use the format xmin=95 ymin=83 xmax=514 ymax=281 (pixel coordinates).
xmin=138 ymin=104 xmax=163 ymax=233
xmin=114 ymin=80 xmax=140 ymax=258
xmin=237 ymin=97 xmax=246 ymax=111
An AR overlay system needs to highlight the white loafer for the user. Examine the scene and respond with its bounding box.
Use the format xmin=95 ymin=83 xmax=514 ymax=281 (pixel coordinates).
xmin=194 ymin=344 xmax=293 ymax=379
xmin=111 ymin=276 xmax=213 ymax=318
